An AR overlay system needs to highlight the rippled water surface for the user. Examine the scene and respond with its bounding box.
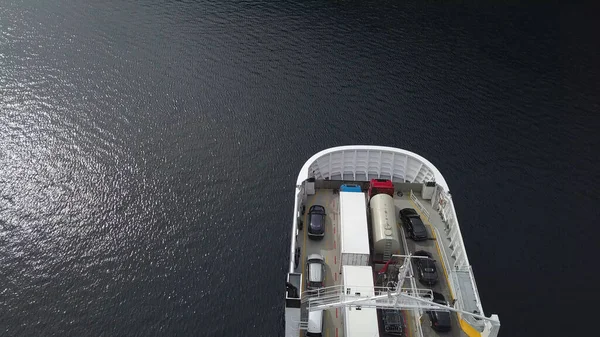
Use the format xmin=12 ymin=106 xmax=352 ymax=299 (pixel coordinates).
xmin=1 ymin=1 xmax=598 ymax=336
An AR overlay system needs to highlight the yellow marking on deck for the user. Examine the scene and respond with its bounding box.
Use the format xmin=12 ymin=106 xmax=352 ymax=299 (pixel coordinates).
xmin=405 ymin=313 xmax=413 ymax=337
xmin=408 ymin=197 xmax=486 ymax=337
xmin=459 ymin=318 xmax=482 ymax=337
xmin=408 ymin=199 xmax=454 ymax=300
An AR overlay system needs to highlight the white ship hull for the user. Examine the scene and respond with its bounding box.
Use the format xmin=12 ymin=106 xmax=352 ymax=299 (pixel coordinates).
xmin=285 ymin=146 xmax=499 ymax=337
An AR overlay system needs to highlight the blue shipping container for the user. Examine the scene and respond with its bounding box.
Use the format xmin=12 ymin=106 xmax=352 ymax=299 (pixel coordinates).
xmin=340 ymin=184 xmax=362 ymax=192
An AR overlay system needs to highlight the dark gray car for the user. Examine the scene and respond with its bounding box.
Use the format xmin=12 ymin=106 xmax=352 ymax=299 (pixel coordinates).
xmin=399 ymin=208 xmax=428 ymax=241
xmin=308 ymin=205 xmax=326 ymax=240
xmin=427 ymin=292 xmax=452 ymax=332
xmin=413 ymin=250 xmax=438 ymax=286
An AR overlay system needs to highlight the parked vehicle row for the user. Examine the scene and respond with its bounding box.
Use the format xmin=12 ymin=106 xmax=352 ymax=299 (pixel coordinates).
xmin=305 ymin=204 xmax=327 ymax=293
xmin=398 ymin=208 xmax=451 ymax=332
xmin=305 ymin=204 xmax=327 ymax=337
xmin=413 ymin=251 xmax=452 ymax=332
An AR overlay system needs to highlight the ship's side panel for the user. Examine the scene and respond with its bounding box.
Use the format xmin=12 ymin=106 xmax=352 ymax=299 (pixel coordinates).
xmin=284 ymin=307 xmax=300 ymax=337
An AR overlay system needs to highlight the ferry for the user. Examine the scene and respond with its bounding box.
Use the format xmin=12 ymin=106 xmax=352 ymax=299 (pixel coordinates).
xmin=284 ymin=146 xmax=500 ymax=337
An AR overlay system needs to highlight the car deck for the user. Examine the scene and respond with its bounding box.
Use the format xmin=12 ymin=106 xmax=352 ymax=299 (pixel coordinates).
xmin=295 ymin=187 xmax=469 ymax=337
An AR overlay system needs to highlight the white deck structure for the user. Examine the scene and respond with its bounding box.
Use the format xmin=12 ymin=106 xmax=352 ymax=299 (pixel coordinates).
xmin=341 ymin=265 xmax=380 ymax=337
xmin=339 ymin=191 xmax=370 ymax=267
xmin=285 ymin=146 xmax=500 ymax=337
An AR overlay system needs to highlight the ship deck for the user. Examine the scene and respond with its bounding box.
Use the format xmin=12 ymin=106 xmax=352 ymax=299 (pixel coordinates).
xmin=295 ymin=187 xmax=469 ymax=337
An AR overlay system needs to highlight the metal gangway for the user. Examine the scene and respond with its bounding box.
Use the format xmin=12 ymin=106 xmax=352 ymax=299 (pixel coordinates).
xmin=301 ymin=254 xmax=498 ymax=337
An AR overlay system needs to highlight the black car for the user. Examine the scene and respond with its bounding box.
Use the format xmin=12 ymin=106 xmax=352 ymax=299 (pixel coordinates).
xmin=308 ymin=205 xmax=326 ymax=239
xmin=413 ymin=250 xmax=438 ymax=286
xmin=399 ymin=208 xmax=428 ymax=241
xmin=379 ymin=309 xmax=406 ymax=335
xmin=427 ymin=292 xmax=452 ymax=332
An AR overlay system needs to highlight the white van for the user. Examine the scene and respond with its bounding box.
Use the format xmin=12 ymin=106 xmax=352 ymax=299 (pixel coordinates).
xmin=306 ymin=254 xmax=325 ymax=291
xmin=306 ymin=310 xmax=323 ymax=337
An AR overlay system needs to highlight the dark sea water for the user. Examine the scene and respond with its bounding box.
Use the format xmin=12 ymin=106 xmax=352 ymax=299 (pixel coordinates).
xmin=1 ymin=1 xmax=598 ymax=336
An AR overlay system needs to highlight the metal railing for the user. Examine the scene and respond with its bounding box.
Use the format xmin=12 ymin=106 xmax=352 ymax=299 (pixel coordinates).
xmin=432 ymin=188 xmax=488 ymax=331
xmin=297 ymin=321 xmax=308 ymax=331
xmin=410 ymin=190 xmax=430 ymax=220
xmin=302 ymin=285 xmax=494 ymax=322
xmin=304 ymin=286 xmax=437 ymax=311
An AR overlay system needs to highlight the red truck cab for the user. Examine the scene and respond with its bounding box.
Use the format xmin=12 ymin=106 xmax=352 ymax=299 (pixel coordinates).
xmin=368 ymin=179 xmax=394 ymax=198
